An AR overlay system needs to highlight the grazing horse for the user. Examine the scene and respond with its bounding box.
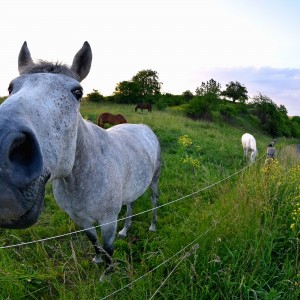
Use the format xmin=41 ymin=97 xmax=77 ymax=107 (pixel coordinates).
xmin=241 ymin=133 xmax=258 ymax=162
xmin=135 ymin=103 xmax=152 ymax=113
xmin=97 ymin=112 xmax=127 ymax=128
xmin=0 ymin=42 xmax=161 ymax=275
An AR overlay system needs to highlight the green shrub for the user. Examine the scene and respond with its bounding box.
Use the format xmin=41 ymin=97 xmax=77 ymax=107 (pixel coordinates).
xmin=186 ymin=96 xmax=212 ymax=120
xmin=155 ymin=94 xmax=185 ymax=110
xmin=85 ymin=89 xmax=105 ymax=103
xmin=155 ymin=97 xmax=168 ymax=110
xmin=218 ymin=104 xmax=237 ymax=120
xmin=290 ymin=117 xmax=300 ymax=137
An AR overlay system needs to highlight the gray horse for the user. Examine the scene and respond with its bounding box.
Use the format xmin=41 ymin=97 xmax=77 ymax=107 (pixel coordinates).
xmin=0 ymin=42 xmax=161 ymax=271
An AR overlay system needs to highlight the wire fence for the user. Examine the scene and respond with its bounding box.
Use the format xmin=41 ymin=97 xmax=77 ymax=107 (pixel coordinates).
xmin=99 ymin=156 xmax=265 ymax=299
xmin=0 ymin=154 xmax=266 ymax=299
xmin=0 ymin=154 xmax=265 ymax=250
xmin=100 ymin=203 xmax=240 ymax=300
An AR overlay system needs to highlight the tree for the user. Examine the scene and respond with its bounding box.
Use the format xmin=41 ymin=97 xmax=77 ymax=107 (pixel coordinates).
xmin=278 ymin=104 xmax=288 ymax=116
xmin=251 ymin=94 xmax=296 ymax=137
xmin=113 ymin=69 xmax=162 ymax=104
xmin=221 ymin=81 xmax=248 ymax=103
xmin=195 ymin=79 xmax=221 ymax=110
xmin=132 ymin=69 xmax=162 ymax=96
xmin=251 ymin=93 xmax=280 ymax=136
xmin=114 ymin=81 xmax=140 ymax=103
xmin=182 ymin=90 xmax=194 ymax=102
xmin=85 ymin=89 xmax=104 ymax=102
xmin=195 ymin=78 xmax=221 ymax=97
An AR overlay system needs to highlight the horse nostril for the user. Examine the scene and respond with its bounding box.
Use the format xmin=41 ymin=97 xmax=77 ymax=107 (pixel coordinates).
xmin=8 ymin=131 xmax=43 ymax=187
xmin=9 ymin=133 xmax=34 ymax=167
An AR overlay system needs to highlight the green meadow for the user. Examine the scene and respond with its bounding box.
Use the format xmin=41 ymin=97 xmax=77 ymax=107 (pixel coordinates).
xmin=0 ymin=102 xmax=299 ymax=299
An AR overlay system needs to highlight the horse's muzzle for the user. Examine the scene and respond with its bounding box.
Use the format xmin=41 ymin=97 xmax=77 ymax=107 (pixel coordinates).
xmin=0 ymin=129 xmax=43 ymax=187
xmin=0 ymin=173 xmax=49 ymax=228
xmin=0 ymin=126 xmax=48 ymax=228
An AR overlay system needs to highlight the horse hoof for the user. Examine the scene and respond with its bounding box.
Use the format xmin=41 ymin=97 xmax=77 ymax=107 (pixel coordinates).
xmin=118 ymin=229 xmax=127 ymax=238
xmin=92 ymin=256 xmax=103 ymax=264
xmin=99 ymin=265 xmax=114 ymax=282
xmin=99 ymin=273 xmax=111 ymax=283
xmin=149 ymin=225 xmax=156 ymax=232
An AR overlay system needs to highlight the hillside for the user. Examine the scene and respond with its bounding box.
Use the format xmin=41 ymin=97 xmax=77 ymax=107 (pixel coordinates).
xmin=0 ymin=102 xmax=299 ymax=299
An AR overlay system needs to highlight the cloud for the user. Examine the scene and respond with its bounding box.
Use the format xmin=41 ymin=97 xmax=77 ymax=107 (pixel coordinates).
xmin=194 ymin=66 xmax=300 ymax=117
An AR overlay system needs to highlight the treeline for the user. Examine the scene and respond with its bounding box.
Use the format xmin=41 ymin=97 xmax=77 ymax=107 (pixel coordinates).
xmin=1 ymin=69 xmax=299 ymax=138
xmin=84 ymin=69 xmax=300 ymax=138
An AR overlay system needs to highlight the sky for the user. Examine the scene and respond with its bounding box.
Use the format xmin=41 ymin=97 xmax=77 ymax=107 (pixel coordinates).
xmin=1 ymin=0 xmax=300 ymax=116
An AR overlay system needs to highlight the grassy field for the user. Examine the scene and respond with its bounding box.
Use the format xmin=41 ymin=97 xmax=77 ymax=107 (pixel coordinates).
xmin=0 ymin=102 xmax=300 ymax=299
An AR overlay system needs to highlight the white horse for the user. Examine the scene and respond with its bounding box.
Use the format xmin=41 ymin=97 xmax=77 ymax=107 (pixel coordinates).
xmin=0 ymin=42 xmax=161 ymax=273
xmin=241 ymin=133 xmax=258 ymax=162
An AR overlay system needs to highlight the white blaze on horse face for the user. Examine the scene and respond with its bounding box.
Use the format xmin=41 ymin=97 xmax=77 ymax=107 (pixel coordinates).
xmin=5 ymin=73 xmax=81 ymax=179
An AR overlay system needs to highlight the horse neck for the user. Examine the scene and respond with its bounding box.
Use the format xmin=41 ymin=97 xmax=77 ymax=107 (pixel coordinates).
xmin=250 ymin=138 xmax=256 ymax=150
xmin=54 ymin=116 xmax=108 ymax=192
xmin=76 ymin=115 xmax=108 ymax=160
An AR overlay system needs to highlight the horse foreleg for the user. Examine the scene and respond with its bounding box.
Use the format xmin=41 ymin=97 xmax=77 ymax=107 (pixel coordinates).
xmin=84 ymin=227 xmax=103 ymax=264
xmin=118 ymin=203 xmax=134 ymax=238
xmin=243 ymin=147 xmax=248 ymax=160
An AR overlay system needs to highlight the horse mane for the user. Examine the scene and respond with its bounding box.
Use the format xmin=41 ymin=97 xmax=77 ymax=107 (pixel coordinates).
xmin=19 ymin=60 xmax=79 ymax=80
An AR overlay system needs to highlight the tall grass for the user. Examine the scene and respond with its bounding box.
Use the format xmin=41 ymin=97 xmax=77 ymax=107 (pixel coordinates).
xmin=0 ymin=102 xmax=299 ymax=299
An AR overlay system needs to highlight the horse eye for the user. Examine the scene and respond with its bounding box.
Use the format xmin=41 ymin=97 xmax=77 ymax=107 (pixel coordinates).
xmin=72 ymin=88 xmax=83 ymax=101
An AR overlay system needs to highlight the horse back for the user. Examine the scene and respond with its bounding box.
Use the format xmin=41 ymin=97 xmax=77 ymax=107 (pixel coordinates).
xmin=135 ymin=103 xmax=152 ymax=112
xmin=97 ymin=112 xmax=127 ymax=127
xmin=242 ymin=133 xmax=256 ymax=149
xmin=107 ymin=123 xmax=160 ymax=165
xmin=105 ymin=123 xmax=160 ymax=202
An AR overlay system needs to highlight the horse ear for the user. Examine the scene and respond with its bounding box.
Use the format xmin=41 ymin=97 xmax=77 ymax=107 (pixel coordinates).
xmin=71 ymin=41 xmax=92 ymax=82
xmin=18 ymin=41 xmax=34 ymax=74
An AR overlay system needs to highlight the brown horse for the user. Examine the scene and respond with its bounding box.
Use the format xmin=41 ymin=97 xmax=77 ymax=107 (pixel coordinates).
xmin=135 ymin=103 xmax=152 ymax=113
xmin=97 ymin=112 xmax=127 ymax=128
